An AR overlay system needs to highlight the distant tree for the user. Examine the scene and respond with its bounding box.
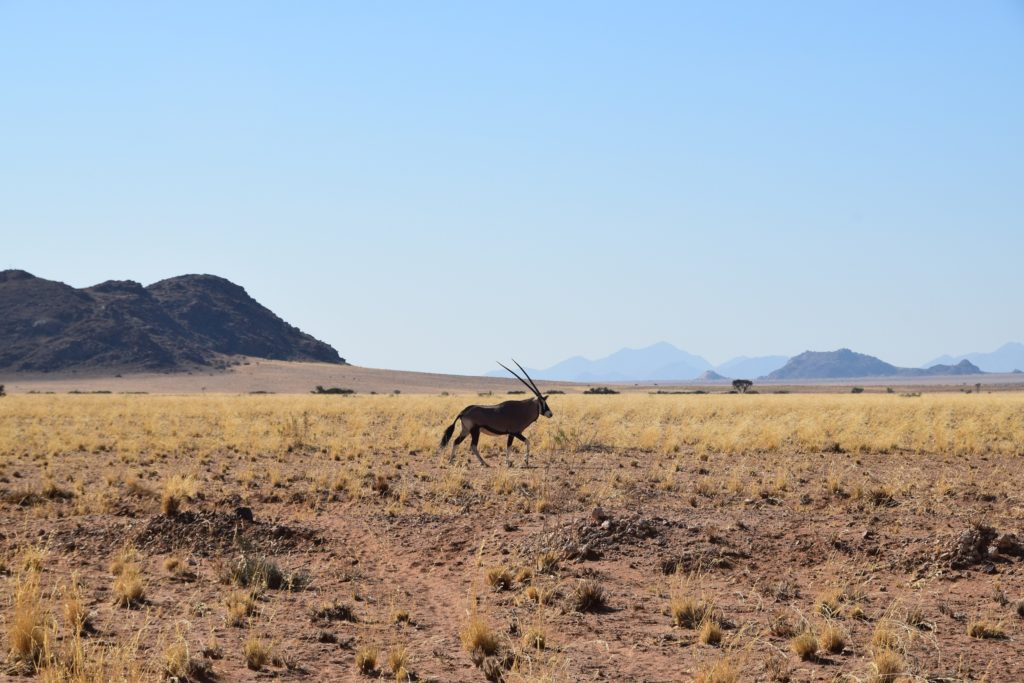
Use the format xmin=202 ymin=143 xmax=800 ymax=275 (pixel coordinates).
xmin=584 ymin=386 xmax=620 ymax=395
xmin=975 ymin=382 xmax=982 ymax=394
xmin=731 ymin=379 xmax=753 ymax=394
xmin=851 ymin=386 xmax=864 ymax=394
xmin=0 ymin=384 xmax=5 ymax=397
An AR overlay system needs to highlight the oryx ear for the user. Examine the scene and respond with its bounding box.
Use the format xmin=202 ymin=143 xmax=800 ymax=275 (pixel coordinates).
xmin=543 ymin=395 xmax=549 ymax=400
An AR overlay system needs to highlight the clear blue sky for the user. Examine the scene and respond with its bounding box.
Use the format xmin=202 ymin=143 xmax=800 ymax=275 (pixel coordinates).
xmin=3 ymin=2 xmax=1022 ymax=374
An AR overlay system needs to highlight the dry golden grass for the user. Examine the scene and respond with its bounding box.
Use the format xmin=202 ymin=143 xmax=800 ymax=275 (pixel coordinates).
xmin=819 ymin=623 xmax=846 ymax=654
xmin=869 ymin=649 xmax=905 ymax=683
xmin=60 ymin=575 xmax=88 ymax=636
xmin=243 ymin=631 xmax=272 ymax=671
xmin=570 ymin=579 xmax=606 ymax=612
xmin=790 ymin=631 xmax=818 ymax=660
xmin=967 ymin=619 xmax=1005 ymax=639
xmin=694 ymin=656 xmax=739 ymax=683
xmin=699 ymin=618 xmax=724 ymax=645
xmin=355 ymin=645 xmax=379 ymax=675
xmin=7 ymin=569 xmax=51 ymax=669
xmin=4 ymin=392 xmax=1024 ymax=462
xmin=111 ymin=563 xmax=145 ymax=608
xmin=160 ymin=474 xmax=197 ymax=515
xmin=524 ymin=585 xmax=557 ymax=606
xmin=224 ymin=590 xmax=258 ymax=627
xmin=669 ymin=575 xmax=711 ymax=629
xmin=387 ymin=645 xmax=410 ymax=679
xmin=460 ymin=615 xmax=500 ymax=656
xmin=485 ymin=565 xmax=514 ymax=591
xmin=522 ymin=624 xmax=547 ymax=650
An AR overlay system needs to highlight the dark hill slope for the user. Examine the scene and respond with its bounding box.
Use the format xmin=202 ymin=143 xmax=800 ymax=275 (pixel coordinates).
xmin=147 ymin=275 xmax=341 ymax=363
xmin=0 ymin=270 xmax=343 ymax=372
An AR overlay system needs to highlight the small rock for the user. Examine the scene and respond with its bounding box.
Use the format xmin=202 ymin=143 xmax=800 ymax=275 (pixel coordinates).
xmin=994 ymin=533 xmax=1020 ymax=553
xmin=591 ymin=507 xmax=609 ymax=523
xmin=600 ymin=520 xmax=611 ymax=530
xmin=234 ymin=506 xmax=254 ymax=522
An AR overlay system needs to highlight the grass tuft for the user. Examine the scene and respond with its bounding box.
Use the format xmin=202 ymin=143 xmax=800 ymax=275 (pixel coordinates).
xmin=869 ymin=649 xmax=905 ymax=683
xmin=460 ymin=615 xmax=500 ymax=657
xmin=355 ymin=645 xmax=379 ymax=675
xmin=790 ymin=631 xmax=817 ymax=661
xmin=570 ymin=579 xmax=607 ymax=612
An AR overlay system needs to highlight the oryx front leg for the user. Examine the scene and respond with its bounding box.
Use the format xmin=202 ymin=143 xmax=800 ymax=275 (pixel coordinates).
xmin=506 ymin=434 xmax=515 ymax=467
xmin=509 ymin=433 xmax=530 ymax=467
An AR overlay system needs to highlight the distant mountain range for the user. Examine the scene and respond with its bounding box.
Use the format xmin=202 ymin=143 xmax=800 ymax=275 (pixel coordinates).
xmin=486 ymin=342 xmax=787 ymax=382
xmin=766 ymin=349 xmax=982 ymax=380
xmin=491 ymin=342 xmax=1010 ymax=382
xmin=925 ymin=342 xmax=1024 ymax=374
xmin=0 ymin=270 xmax=343 ymax=372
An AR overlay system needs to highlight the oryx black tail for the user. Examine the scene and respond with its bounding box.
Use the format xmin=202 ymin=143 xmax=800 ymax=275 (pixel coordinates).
xmin=440 ymin=417 xmax=459 ymax=448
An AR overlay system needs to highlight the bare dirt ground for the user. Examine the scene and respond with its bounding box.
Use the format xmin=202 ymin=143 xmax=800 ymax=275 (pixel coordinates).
xmin=3 ymin=359 xmax=1022 ymax=396
xmin=3 ymin=438 xmax=1023 ymax=681
xmin=0 ymin=359 xmax=544 ymax=396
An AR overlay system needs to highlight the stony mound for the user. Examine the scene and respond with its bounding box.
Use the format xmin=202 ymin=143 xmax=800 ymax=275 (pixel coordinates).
xmin=517 ymin=513 xmax=673 ymax=561
xmin=135 ymin=508 xmax=323 ymax=556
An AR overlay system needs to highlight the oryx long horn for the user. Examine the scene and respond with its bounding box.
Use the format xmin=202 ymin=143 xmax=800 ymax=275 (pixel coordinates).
xmin=512 ymin=359 xmax=543 ymax=397
xmin=497 ymin=361 xmax=540 ymax=397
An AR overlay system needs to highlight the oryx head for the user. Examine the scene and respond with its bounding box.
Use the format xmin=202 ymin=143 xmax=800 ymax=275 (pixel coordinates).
xmin=498 ymin=360 xmax=553 ymax=418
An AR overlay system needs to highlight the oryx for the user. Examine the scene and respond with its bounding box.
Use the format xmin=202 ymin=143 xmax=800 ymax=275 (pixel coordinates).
xmin=440 ymin=360 xmax=553 ymax=467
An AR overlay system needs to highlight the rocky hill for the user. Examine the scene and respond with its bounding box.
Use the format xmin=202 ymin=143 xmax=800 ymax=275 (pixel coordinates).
xmin=697 ymin=370 xmax=728 ymax=381
xmin=766 ymin=349 xmax=982 ymax=380
xmin=0 ymin=270 xmax=344 ymax=372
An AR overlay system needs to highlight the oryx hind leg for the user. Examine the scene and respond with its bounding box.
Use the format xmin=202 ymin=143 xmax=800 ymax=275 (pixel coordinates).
xmin=449 ymin=423 xmax=470 ymax=464
xmin=470 ymin=427 xmax=489 ymax=467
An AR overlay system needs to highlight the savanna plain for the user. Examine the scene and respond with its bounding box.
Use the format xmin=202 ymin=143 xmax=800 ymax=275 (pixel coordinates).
xmin=2 ymin=392 xmax=1024 ymax=682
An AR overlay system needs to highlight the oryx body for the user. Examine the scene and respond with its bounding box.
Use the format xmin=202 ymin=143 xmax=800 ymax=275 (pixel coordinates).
xmin=440 ymin=361 xmax=552 ymax=467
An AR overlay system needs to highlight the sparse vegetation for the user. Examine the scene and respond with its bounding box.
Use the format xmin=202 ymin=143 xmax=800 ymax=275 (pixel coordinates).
xmin=1 ymin=391 xmax=1023 ymax=680
xmin=161 ymin=473 xmax=197 ymax=515
xmin=869 ymin=649 xmax=905 ymax=683
xmin=313 ymin=385 xmax=355 ymax=395
xmin=355 ymin=645 xmax=379 ymax=675
xmin=485 ymin=564 xmax=514 ymax=591
xmin=461 ymin=615 xmax=500 ymax=657
xmin=244 ymin=632 xmax=272 ymax=670
xmin=699 ymin=618 xmax=723 ymax=645
xmin=967 ymin=619 xmax=1005 ymax=639
xmin=790 ymin=631 xmax=818 ymax=660
xmin=111 ymin=562 xmax=145 ymax=608
xmin=819 ymin=623 xmax=846 ymax=654
xmin=570 ymin=579 xmax=607 ymax=612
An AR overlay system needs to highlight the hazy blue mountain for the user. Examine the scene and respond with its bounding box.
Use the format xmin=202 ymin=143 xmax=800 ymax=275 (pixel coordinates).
xmin=924 ymin=342 xmax=1024 ymax=373
xmin=768 ymin=349 xmax=984 ymax=380
xmin=486 ymin=342 xmax=714 ymax=381
xmin=697 ymin=370 xmax=728 ymax=381
xmin=715 ymin=355 xmax=788 ymax=379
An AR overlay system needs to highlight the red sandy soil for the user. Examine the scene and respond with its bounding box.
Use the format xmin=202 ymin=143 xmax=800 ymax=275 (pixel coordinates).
xmin=2 ymin=445 xmax=1023 ymax=681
